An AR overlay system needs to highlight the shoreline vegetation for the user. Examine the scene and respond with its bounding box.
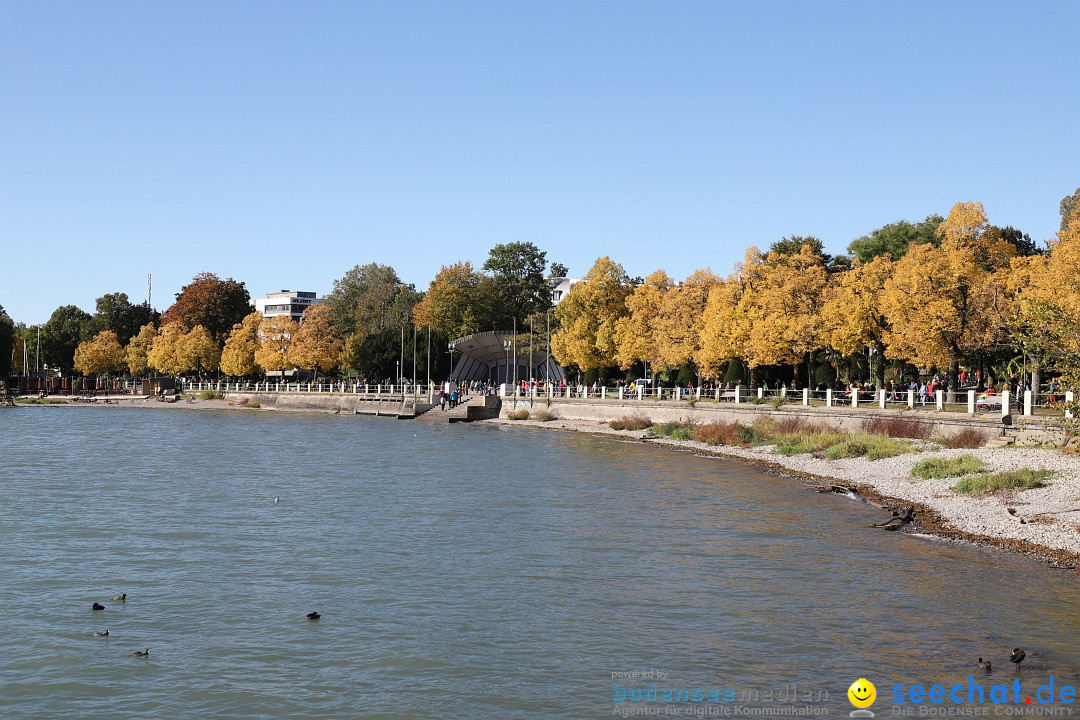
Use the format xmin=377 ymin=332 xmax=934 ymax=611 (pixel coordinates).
xmin=13 ymin=395 xmax=1080 ymax=571
xmin=493 ymin=410 xmax=1080 ymax=571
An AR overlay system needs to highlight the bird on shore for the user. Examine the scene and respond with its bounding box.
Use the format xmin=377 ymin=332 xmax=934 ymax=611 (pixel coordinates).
xmin=130 ymin=648 xmax=149 ymax=657
xmin=91 ymin=602 xmax=105 ymax=611
xmin=92 ymin=629 xmax=110 ymax=637
xmin=1011 ymin=648 xmax=1026 ymax=672
xmin=112 ymin=593 xmax=126 ymax=602
xmin=978 ymin=658 xmax=991 ymax=672
xmin=307 ymin=611 xmax=321 ymax=620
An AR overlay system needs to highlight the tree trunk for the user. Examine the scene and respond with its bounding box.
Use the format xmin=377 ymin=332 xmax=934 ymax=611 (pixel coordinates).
xmin=947 ymin=360 xmax=959 ymax=404
xmin=875 ymin=342 xmax=886 ymax=391
xmin=1030 ymin=358 xmax=1040 ymax=407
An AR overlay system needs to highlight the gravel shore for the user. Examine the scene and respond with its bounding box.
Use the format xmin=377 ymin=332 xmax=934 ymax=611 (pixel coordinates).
xmin=488 ymin=416 xmax=1080 ymax=567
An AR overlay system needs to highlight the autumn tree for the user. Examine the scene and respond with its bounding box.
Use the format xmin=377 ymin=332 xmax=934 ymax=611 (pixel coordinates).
xmin=820 ymin=256 xmax=895 ymax=389
xmin=255 ymin=316 xmax=298 ymax=374
xmin=125 ymin=323 xmax=158 ymax=376
xmin=613 ymin=270 xmax=672 ymax=372
xmin=163 ymin=272 xmax=251 ymax=343
xmin=146 ymin=323 xmax=187 ymax=375
xmin=41 ymin=305 xmax=92 ymax=374
xmin=697 ymin=274 xmax=746 ymax=380
xmin=178 ymin=325 xmax=220 ymax=378
xmin=73 ymin=330 xmax=126 ymax=377
xmin=289 ymin=305 xmax=344 ymax=380
xmin=412 ymin=261 xmax=497 ymax=338
xmin=741 ymin=245 xmax=828 ymax=383
xmin=551 ymin=257 xmax=631 ymax=377
xmin=324 ymin=263 xmax=419 ymax=338
xmin=220 ymin=312 xmax=262 ymax=378
xmin=655 ymin=269 xmax=718 ymax=372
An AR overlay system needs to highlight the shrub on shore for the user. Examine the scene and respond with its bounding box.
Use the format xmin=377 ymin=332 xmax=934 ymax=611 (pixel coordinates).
xmin=911 ymin=454 xmax=985 ymax=479
xmin=532 ymin=409 xmax=557 ymax=422
xmin=863 ymin=417 xmax=931 ymax=439
xmin=938 ymin=428 xmax=988 ymax=449
xmin=506 ymin=409 xmax=530 ymax=420
xmin=199 ymin=390 xmax=224 ymax=400
xmin=952 ymin=468 xmax=1051 ymax=495
xmin=691 ymin=421 xmax=748 ymax=446
xmin=610 ymin=414 xmax=653 ymax=431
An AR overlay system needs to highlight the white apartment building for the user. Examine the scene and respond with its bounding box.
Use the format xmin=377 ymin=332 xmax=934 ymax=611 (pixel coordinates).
xmin=252 ymin=290 xmax=320 ymax=320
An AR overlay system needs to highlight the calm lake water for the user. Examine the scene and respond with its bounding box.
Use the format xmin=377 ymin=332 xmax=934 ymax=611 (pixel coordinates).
xmin=1 ymin=406 xmax=1078 ymax=719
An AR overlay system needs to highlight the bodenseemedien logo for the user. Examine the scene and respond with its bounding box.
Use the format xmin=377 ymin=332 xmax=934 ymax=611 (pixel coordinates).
xmin=848 ymin=678 xmax=877 ymax=717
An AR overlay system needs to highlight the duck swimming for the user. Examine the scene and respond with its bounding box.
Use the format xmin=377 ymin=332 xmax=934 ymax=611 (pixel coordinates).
xmin=1011 ymin=648 xmax=1026 ymax=671
xmin=112 ymin=593 xmax=126 ymax=602
xmin=978 ymin=658 xmax=991 ymax=672
xmin=92 ymin=629 xmax=110 ymax=637
xmin=130 ymin=648 xmax=149 ymax=657
xmin=307 ymin=612 xmax=320 ymax=620
xmin=91 ymin=602 xmax=105 ymax=611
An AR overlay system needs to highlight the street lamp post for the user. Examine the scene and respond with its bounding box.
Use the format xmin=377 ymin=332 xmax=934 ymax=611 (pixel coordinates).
xmin=504 ymin=340 xmax=511 ymax=389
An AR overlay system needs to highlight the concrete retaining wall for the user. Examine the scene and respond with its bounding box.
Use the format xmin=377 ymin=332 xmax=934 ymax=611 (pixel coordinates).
xmin=503 ymin=397 xmax=1031 ymax=439
xmin=225 ymin=392 xmax=421 ymax=417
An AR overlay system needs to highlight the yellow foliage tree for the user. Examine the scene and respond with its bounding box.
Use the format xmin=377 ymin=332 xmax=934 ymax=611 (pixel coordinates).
xmin=288 ymin=305 xmax=344 ymax=379
xmin=125 ymin=323 xmax=158 ymax=376
xmin=73 ymin=330 xmax=126 ymax=377
xmin=655 ymin=268 xmax=718 ymax=371
xmin=880 ymin=242 xmax=995 ymax=380
xmin=938 ymin=201 xmax=1014 ymax=271
xmin=697 ymin=276 xmax=745 ymax=379
xmin=147 ymin=323 xmax=187 ymax=375
xmin=737 ymin=245 xmax=828 ymax=380
xmin=255 ymin=315 xmax=298 ymax=373
xmin=613 ymin=270 xmax=671 ymax=371
xmin=178 ymin=325 xmax=221 ymax=377
xmin=220 ymin=312 xmax=263 ymax=377
xmin=551 ymin=256 xmax=630 ymax=375
xmin=820 ymin=256 xmax=894 ymax=388
xmin=411 ymin=261 xmax=488 ymax=337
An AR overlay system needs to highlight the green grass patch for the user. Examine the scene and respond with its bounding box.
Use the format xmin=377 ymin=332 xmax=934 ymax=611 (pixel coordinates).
xmin=911 ymin=454 xmax=985 ymax=479
xmin=198 ymin=390 xmax=224 ymax=400
xmin=821 ymin=432 xmax=912 ymax=460
xmin=771 ymin=431 xmax=848 ymax=455
xmin=16 ymin=397 xmax=67 ymax=404
xmin=952 ymin=468 xmax=1052 ymax=495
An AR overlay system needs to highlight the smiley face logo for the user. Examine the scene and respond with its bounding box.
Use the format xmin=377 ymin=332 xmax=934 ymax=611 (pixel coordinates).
xmin=848 ymin=678 xmax=876 ymax=709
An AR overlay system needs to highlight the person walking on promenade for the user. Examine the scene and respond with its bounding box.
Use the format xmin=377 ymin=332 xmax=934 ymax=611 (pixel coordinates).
xmin=439 ymin=390 xmax=446 ymax=411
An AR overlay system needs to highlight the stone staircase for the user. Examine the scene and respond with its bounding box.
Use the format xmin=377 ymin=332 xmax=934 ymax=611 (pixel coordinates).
xmin=416 ymin=395 xmax=501 ymax=423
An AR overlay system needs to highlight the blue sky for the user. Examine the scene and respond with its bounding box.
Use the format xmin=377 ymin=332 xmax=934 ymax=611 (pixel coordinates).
xmin=2 ymin=1 xmax=1078 ymax=325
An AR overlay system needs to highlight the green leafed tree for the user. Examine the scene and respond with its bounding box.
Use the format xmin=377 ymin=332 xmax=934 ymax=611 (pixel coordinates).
xmin=847 ymin=215 xmax=944 ymax=263
xmin=42 ymin=305 xmax=92 ymax=374
xmin=0 ymin=305 xmax=14 ymax=376
xmin=324 ymin=263 xmax=420 ymax=338
xmin=482 ymin=241 xmax=549 ymax=326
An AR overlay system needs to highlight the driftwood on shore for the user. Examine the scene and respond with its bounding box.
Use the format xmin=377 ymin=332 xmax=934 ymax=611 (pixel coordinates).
xmin=810 ymin=484 xmax=915 ymax=530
